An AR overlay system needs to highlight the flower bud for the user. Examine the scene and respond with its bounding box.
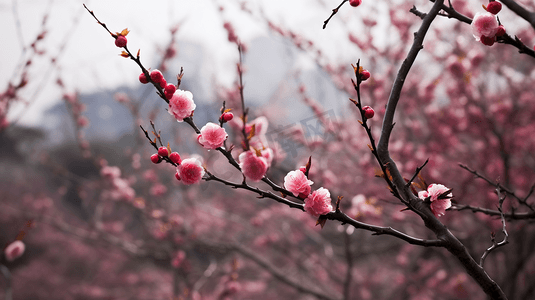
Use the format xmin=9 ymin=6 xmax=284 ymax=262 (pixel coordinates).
xmin=115 ymin=35 xmax=127 ymax=48
xmin=158 ymin=146 xmax=169 ymax=157
xmin=169 ymin=152 xmax=182 ymax=164
xmin=486 ymin=1 xmax=502 ymax=15
xmin=349 ymin=0 xmax=362 ymax=7
xmin=151 ymin=153 xmax=162 ymax=164
xmin=139 ymin=73 xmax=149 ymax=84
xmin=363 ymin=106 xmax=375 ymax=119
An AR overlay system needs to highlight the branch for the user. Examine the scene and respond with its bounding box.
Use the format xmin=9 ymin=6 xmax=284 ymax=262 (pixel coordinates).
xmin=373 ymin=1 xmax=508 ymax=298
xmin=197 ymin=241 xmax=341 ymax=300
xmin=460 ymin=164 xmax=535 ymax=211
xmin=479 ymin=186 xmax=510 ymax=267
xmin=425 ymin=0 xmax=535 ymax=58
xmin=323 ymin=0 xmax=348 ymax=29
xmin=343 ymin=229 xmax=353 ymax=300
xmin=323 ymin=210 xmax=445 ymax=247
xmin=499 ymin=0 xmax=535 ymax=30
xmin=451 ymin=204 xmax=535 ymax=220
xmin=0 ymin=265 xmax=12 ymax=300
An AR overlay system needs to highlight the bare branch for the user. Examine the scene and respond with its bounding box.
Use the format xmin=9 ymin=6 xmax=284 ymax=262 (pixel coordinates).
xmin=500 ymin=0 xmax=535 ymax=30
xmin=198 ymin=241 xmax=342 ymax=300
xmin=323 ymin=0 xmax=348 ymax=29
xmin=480 ymin=186 xmax=510 ymax=267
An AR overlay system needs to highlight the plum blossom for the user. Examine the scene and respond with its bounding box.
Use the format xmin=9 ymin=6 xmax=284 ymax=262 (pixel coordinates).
xmin=197 ymin=122 xmax=228 ymax=149
xmin=239 ymin=150 xmax=268 ymax=181
xmin=471 ymin=12 xmax=499 ymax=42
xmin=304 ymin=187 xmax=334 ymax=217
xmin=4 ymin=240 xmax=25 ymax=261
xmin=177 ymin=157 xmax=205 ymax=185
xmin=231 ymin=116 xmax=269 ymax=149
xmin=283 ymin=170 xmax=313 ymax=198
xmin=418 ymin=183 xmax=453 ymax=217
xmin=168 ymin=90 xmax=196 ymax=122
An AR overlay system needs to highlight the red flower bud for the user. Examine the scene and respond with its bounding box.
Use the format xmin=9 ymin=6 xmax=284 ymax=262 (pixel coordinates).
xmin=480 ymin=35 xmax=495 ymax=46
xmin=486 ymin=1 xmax=502 ymax=15
xmin=150 ymin=69 xmax=164 ymax=83
xmin=349 ymin=0 xmax=362 ymax=7
xmin=496 ymin=25 xmax=506 ymax=37
xmin=139 ymin=73 xmax=149 ymax=84
xmin=115 ymin=35 xmax=127 ymax=48
xmin=169 ymin=152 xmax=182 ymax=164
xmin=164 ymin=84 xmax=177 ymax=99
xmin=221 ymin=112 xmax=234 ymax=122
xmin=363 ymin=106 xmax=375 ymax=119
xmin=360 ymin=69 xmax=371 ymax=81
xmin=158 ymin=146 xmax=169 ymax=157
xmin=151 ymin=153 xmax=162 ymax=164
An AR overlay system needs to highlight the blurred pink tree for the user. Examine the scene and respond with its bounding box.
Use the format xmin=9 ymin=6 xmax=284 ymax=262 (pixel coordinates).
xmin=2 ymin=0 xmax=535 ymax=299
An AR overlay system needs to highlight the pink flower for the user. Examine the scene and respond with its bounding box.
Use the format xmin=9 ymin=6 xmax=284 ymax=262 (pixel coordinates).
xmin=177 ymin=157 xmax=205 ymax=185
xmin=418 ymin=183 xmax=452 ymax=217
xmin=283 ymin=170 xmax=313 ymax=198
xmin=471 ymin=12 xmax=499 ymax=41
xmin=304 ymin=187 xmax=333 ymax=217
xmin=261 ymin=147 xmax=274 ymax=167
xmin=171 ymin=250 xmax=186 ymax=268
xmin=239 ymin=150 xmax=268 ymax=181
xmin=4 ymin=240 xmax=25 ymax=261
xmin=168 ymin=90 xmax=196 ymax=122
xmin=100 ymin=166 xmax=121 ymax=179
xmin=197 ymin=122 xmax=228 ymax=149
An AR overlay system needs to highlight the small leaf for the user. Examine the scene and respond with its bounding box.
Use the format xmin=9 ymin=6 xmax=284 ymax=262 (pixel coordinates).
xmin=247 ymin=124 xmax=256 ymax=140
xmin=374 ymin=168 xmax=384 ymax=178
xmin=316 ymin=218 xmax=327 ymax=228
xmin=223 ymin=108 xmax=232 ymax=113
xmin=120 ymin=51 xmax=129 ymax=58
xmin=367 ymin=144 xmax=374 ymax=152
xmin=136 ymin=49 xmax=140 ymax=58
xmin=253 ymin=147 xmax=262 ymax=157
xmin=358 ymin=120 xmax=363 ymax=125
xmin=120 ymin=28 xmax=130 ymax=36
xmin=305 ymin=156 xmax=312 ymax=177
xmin=167 ymin=142 xmax=171 ymax=155
xmin=438 ymin=188 xmax=453 ymax=200
xmin=385 ymin=168 xmax=393 ymax=181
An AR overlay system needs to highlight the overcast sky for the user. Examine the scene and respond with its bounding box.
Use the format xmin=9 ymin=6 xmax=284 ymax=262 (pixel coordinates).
xmin=1 ymin=0 xmax=389 ymax=127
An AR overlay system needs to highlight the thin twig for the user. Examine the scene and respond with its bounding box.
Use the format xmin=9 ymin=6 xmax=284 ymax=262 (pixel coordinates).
xmin=480 ymin=186 xmax=510 ymax=267
xmin=0 ymin=265 xmax=12 ymax=300
xmin=460 ymin=164 xmax=535 ymax=211
xmin=323 ymin=0 xmax=348 ymax=29
xmin=405 ymin=158 xmax=429 ymax=188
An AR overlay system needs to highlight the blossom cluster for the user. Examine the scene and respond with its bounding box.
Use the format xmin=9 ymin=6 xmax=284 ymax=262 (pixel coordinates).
xmin=471 ymin=1 xmax=505 ymax=46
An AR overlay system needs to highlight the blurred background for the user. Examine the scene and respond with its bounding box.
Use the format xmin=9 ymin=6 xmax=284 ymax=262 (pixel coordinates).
xmin=1 ymin=0 xmax=535 ymax=299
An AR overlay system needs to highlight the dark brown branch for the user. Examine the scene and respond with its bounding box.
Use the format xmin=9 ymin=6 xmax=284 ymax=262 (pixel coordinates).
xmin=343 ymin=229 xmax=353 ymax=300
xmin=0 ymin=265 xmax=12 ymax=300
xmin=375 ymin=1 xmax=508 ymax=298
xmin=451 ymin=204 xmax=535 ymax=220
xmin=323 ymin=0 xmax=348 ymax=29
xmin=500 ymin=0 xmax=535 ymax=30
xmin=322 ymin=210 xmax=445 ymax=246
xmin=460 ymin=164 xmax=535 ymax=211
xmin=480 ymin=186 xmax=510 ymax=267
xmin=426 ymin=0 xmax=535 ymax=58
xmin=198 ymin=241 xmax=341 ymax=300
xmin=406 ymin=158 xmax=429 ymax=188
